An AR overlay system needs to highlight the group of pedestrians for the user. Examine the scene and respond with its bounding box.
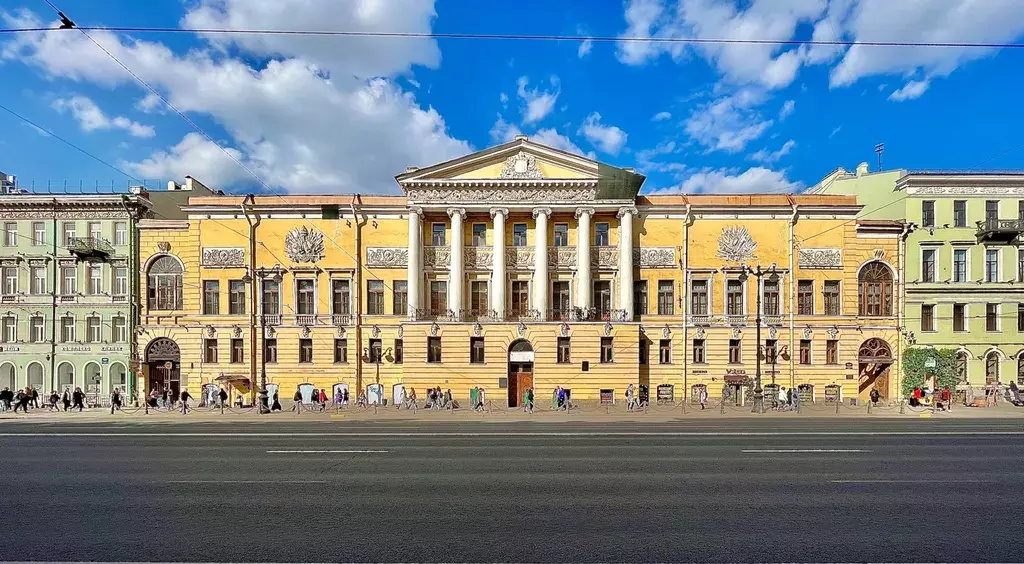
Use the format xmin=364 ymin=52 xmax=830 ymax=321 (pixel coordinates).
xmin=291 ymin=387 xmax=332 ymax=413
xmin=1 ymin=386 xmax=89 ymax=414
xmin=625 ymin=384 xmax=650 ymax=412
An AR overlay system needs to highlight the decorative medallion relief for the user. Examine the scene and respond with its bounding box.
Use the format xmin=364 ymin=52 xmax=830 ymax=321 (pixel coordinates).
xmin=407 ymin=188 xmax=596 ymax=203
xmin=591 ymin=246 xmax=618 ymax=268
xmin=716 ymin=226 xmax=757 ymax=262
xmin=633 ymin=247 xmax=676 ymax=268
xmin=798 ymin=248 xmax=842 ymax=269
xmin=548 ymin=247 xmax=577 ymax=268
xmin=285 ymin=226 xmax=325 ymax=263
xmin=423 ymin=246 xmax=451 ymax=269
xmin=202 ymin=247 xmax=245 ymax=267
xmin=499 ymin=152 xmax=542 ymax=179
xmin=366 ymin=247 xmax=409 ymax=267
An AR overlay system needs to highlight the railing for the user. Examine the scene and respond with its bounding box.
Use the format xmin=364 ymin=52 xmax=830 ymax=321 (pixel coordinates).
xmin=59 ymin=294 xmax=76 ymax=303
xmin=332 ymin=313 xmax=352 ymax=326
xmin=295 ymin=314 xmax=316 ymax=326
xmin=505 ymin=308 xmax=542 ymax=321
xmin=976 ymin=218 xmax=1024 ymax=242
xmin=763 ymin=314 xmax=783 ymax=326
xmin=548 ymin=308 xmax=572 ymax=321
xmin=1 ymin=294 xmax=16 ymax=304
xmin=610 ymin=309 xmax=631 ymax=322
xmin=591 ymin=245 xmax=618 ymax=268
xmin=261 ymin=314 xmax=282 ymax=326
xmin=727 ymin=314 xmax=748 ymax=326
xmin=423 ymin=246 xmax=451 ymax=269
xmin=464 ymin=309 xmax=498 ymax=322
xmin=690 ymin=314 xmax=711 ymax=325
xmin=548 ymin=247 xmax=577 ymax=268
xmin=67 ymin=236 xmax=114 ymax=256
xmin=505 ymin=247 xmax=535 ymax=269
xmin=412 ymin=308 xmax=451 ymax=321
xmin=111 ymin=295 xmax=128 ymax=303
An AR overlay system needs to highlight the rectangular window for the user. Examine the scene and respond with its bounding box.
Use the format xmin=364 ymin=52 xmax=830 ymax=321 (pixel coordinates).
xmin=370 ymin=338 xmax=384 ymax=364
xmin=986 ymin=249 xmax=999 ymax=282
xmin=826 ymin=340 xmax=839 ymax=365
xmin=553 ymin=223 xmax=569 ymax=247
xmin=112 ymin=316 xmax=126 ymax=343
xmin=954 ymin=249 xmax=968 ymax=283
xmin=921 ymin=249 xmax=936 ymax=283
xmin=427 ymin=336 xmax=442 ymax=363
xmin=633 ymin=280 xmax=648 ymax=315
xmin=470 ymin=337 xmax=485 ymax=364
xmin=986 ymin=303 xmax=998 ymax=332
xmin=114 ymin=267 xmax=128 ymax=296
xmin=393 ymin=280 xmax=407 ymax=316
xmin=797 ymin=280 xmax=814 ymax=314
xmin=659 ymin=339 xmax=671 ymax=364
xmin=594 ymin=223 xmax=610 ymax=246
xmin=657 ymin=280 xmax=674 ymax=315
xmin=204 ymin=339 xmax=218 ymax=363
xmin=953 ymin=303 xmax=966 ymax=332
xmin=953 ymin=200 xmax=967 ymax=227
xmin=921 ymin=304 xmax=935 ymax=332
xmin=763 ymin=279 xmax=780 ymax=316
xmin=557 ymin=337 xmax=571 ymax=363
xmin=728 ymin=339 xmax=741 ymax=364
xmin=593 ymin=280 xmax=611 ymax=315
xmin=333 ymin=338 xmax=348 ymax=363
xmin=472 ymin=223 xmax=486 ymax=247
xmin=87 ymin=263 xmax=102 ymax=295
xmin=296 ymin=279 xmax=315 ymax=315
xmin=1018 ymin=303 xmax=1024 ymax=332
xmin=431 ymin=223 xmax=446 ymax=246
xmin=0 ymin=316 xmax=15 ymax=343
xmin=691 ymin=280 xmax=709 ymax=315
xmin=3 ymin=222 xmax=16 ymax=246
xmin=470 ymin=281 xmax=488 ymax=313
xmin=228 ymin=280 xmax=245 ymax=314
xmin=29 ymin=316 xmax=44 ymax=343
xmin=824 ymin=281 xmax=840 ymax=315
xmin=114 ymin=221 xmax=127 ymax=246
xmin=1019 ymin=249 xmax=1024 ymax=282
xmin=765 ymin=340 xmax=778 ymax=364
xmin=693 ymin=339 xmax=706 ymax=364
xmin=1020 ymin=200 xmax=1024 ymax=222
xmin=261 ymin=279 xmax=280 ymax=315
xmin=799 ymin=340 xmax=811 ymax=365
xmin=87 ymin=221 xmax=101 ymax=240
xmin=62 ymin=222 xmax=75 ymax=246
xmin=231 ymin=339 xmax=244 ymax=363
xmin=511 ymin=280 xmax=529 ymax=315
xmin=332 ymin=279 xmax=351 ymax=315
xmin=393 ymin=339 xmax=403 ymax=364
xmin=552 ymin=281 xmax=570 ymax=316
xmin=299 ymin=338 xmax=313 ymax=363
xmin=61 ymin=265 xmax=77 ymax=295
xmin=600 ymin=336 xmax=614 ymax=363
xmin=203 ymin=280 xmax=220 ymax=314
xmin=921 ymin=200 xmax=935 ymax=228
xmin=60 ymin=316 xmax=75 ymax=342
xmin=639 ymin=338 xmax=648 ymax=365
xmin=429 ymin=280 xmax=447 ymax=312
xmin=30 ymin=266 xmax=45 ymax=295
xmin=726 ymin=280 xmax=743 ymax=316
xmin=2 ymin=266 xmax=16 ymax=295
xmin=986 ymin=200 xmax=999 ymax=223
xmin=512 ymin=223 xmax=527 ymax=247
xmin=32 ymin=222 xmax=45 ymax=246
xmin=263 ymin=338 xmax=278 ymax=363
xmin=367 ymin=280 xmax=385 ymax=315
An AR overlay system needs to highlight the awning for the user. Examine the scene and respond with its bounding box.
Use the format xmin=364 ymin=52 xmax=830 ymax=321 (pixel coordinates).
xmin=215 ymin=374 xmax=251 ymax=384
xmin=724 ymin=374 xmax=749 ymax=384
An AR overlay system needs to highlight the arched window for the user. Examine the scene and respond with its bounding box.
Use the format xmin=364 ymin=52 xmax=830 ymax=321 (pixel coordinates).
xmin=27 ymin=362 xmax=44 ymax=392
xmin=858 ymin=261 xmax=894 ymax=316
xmin=147 ymin=256 xmax=183 ymax=310
xmin=956 ymin=352 xmax=969 ymax=383
xmin=57 ymin=362 xmax=75 ymax=390
xmin=0 ymin=362 xmax=15 ymax=390
xmin=108 ymin=362 xmax=127 ymax=394
xmin=985 ymin=352 xmax=1000 ymax=384
xmin=84 ymin=362 xmax=101 ymax=391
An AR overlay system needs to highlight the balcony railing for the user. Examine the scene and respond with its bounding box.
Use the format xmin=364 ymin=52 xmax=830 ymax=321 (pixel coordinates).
xmin=423 ymin=246 xmax=451 ymax=269
xmin=548 ymin=308 xmax=572 ymax=321
xmin=59 ymin=294 xmax=76 ymax=303
xmin=505 ymin=308 xmax=542 ymax=321
xmin=727 ymin=314 xmax=748 ymax=326
xmin=548 ymin=247 xmax=577 ymax=268
xmin=68 ymin=236 xmax=114 ymax=258
xmin=976 ymin=218 xmax=1024 ymax=243
xmin=261 ymin=314 xmax=282 ymax=326
xmin=1 ymin=294 xmax=16 ymax=304
xmin=295 ymin=314 xmax=316 ymax=326
xmin=763 ymin=314 xmax=784 ymax=326
xmin=111 ymin=295 xmax=128 ymax=303
xmin=412 ymin=308 xmax=451 ymax=321
xmin=464 ymin=309 xmax=499 ymax=322
xmin=332 ymin=313 xmax=352 ymax=326
xmin=690 ymin=314 xmax=711 ymax=326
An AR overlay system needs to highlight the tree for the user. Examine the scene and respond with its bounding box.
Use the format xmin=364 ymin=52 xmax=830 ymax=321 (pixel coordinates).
xmin=901 ymin=348 xmax=958 ymax=398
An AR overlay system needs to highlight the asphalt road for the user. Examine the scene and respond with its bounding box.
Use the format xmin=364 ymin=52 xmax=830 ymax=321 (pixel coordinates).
xmin=1 ymin=418 xmax=1023 ymax=562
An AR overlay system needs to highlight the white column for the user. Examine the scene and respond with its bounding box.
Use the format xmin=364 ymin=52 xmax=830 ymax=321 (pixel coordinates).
xmin=575 ymin=207 xmax=594 ymax=310
xmin=490 ymin=207 xmax=508 ymax=320
xmin=532 ymin=208 xmax=551 ymax=320
xmin=447 ymin=208 xmax=465 ymax=319
xmin=617 ymin=206 xmax=638 ymax=320
xmin=406 ymin=206 xmax=423 ymax=319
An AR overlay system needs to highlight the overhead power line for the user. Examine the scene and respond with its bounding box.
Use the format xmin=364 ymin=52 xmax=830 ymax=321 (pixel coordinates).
xmin=3 ymin=24 xmax=1024 ymax=50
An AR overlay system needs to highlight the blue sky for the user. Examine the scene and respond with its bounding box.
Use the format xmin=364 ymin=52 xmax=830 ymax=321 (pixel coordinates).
xmin=2 ymin=0 xmax=1024 ymax=195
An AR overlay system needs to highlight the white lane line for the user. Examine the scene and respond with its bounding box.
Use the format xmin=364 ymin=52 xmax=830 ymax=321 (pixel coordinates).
xmin=266 ymin=450 xmax=389 ymax=453
xmin=168 ymin=480 xmax=328 ymax=484
xmin=2 ymin=431 xmax=1024 ymax=437
xmin=831 ymin=479 xmax=996 ymax=484
xmin=743 ymin=449 xmax=870 ymax=453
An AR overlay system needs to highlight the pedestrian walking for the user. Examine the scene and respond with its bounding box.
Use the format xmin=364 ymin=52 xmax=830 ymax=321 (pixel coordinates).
xmin=792 ymin=388 xmax=800 ymax=411
xmin=626 ymin=383 xmax=636 ymax=412
xmin=161 ymin=387 xmax=168 ymax=409
xmin=869 ymin=388 xmax=880 ymax=406
xmin=527 ymin=387 xmax=534 ymax=414
xmin=180 ymin=389 xmax=192 ymax=414
xmin=13 ymin=389 xmax=29 ymax=413
xmin=110 ymin=387 xmax=122 ymax=414
xmin=342 ymin=387 xmax=350 ymax=408
xmin=474 ymin=387 xmax=485 ymax=412
xmin=218 ymin=388 xmax=228 ymax=410
xmin=408 ymin=387 xmax=418 ymax=412
xmin=292 ymin=387 xmax=303 ymax=414
xmin=698 ymin=386 xmax=708 ymax=410
xmin=0 ymin=386 xmax=12 ymax=413
xmin=62 ymin=388 xmax=71 ymax=411
xmin=940 ymin=386 xmax=952 ymax=411
xmin=48 ymin=390 xmax=60 ymax=411
xmin=320 ymin=388 xmax=329 ymax=412
xmin=30 ymin=387 xmax=39 ymax=408
xmin=778 ymin=386 xmax=787 ymax=410
xmin=72 ymin=387 xmax=85 ymax=412
xmin=271 ymin=392 xmax=282 ymax=412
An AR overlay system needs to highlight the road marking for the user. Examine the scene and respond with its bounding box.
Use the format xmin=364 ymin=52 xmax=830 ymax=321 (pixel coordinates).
xmin=168 ymin=480 xmax=328 ymax=484
xmin=743 ymin=449 xmax=870 ymax=453
xmin=2 ymin=431 xmax=1024 ymax=437
xmin=831 ymin=479 xmax=997 ymax=484
xmin=266 ymin=450 xmax=389 ymax=453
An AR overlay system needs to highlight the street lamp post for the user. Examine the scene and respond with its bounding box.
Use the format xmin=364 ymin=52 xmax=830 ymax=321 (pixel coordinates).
xmin=739 ymin=264 xmax=778 ymax=414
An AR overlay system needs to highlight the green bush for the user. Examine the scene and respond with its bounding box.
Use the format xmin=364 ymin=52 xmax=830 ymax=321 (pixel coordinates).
xmin=901 ymin=348 xmax=958 ymax=397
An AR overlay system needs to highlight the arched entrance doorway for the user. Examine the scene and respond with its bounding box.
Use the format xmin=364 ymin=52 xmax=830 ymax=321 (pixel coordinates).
xmin=858 ymin=338 xmax=893 ymax=402
xmin=507 ymin=339 xmax=534 ymax=408
xmin=146 ymin=337 xmax=181 ymax=400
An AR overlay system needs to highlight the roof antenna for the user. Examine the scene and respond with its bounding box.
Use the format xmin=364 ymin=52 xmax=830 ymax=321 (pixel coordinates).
xmin=874 ymin=143 xmax=884 ymax=172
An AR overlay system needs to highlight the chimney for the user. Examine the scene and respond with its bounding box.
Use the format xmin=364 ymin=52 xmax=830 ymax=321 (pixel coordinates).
xmin=167 ymin=181 xmax=180 ymax=191
xmin=856 ymin=162 xmax=869 ymax=177
xmin=514 ymin=134 xmax=528 ymax=142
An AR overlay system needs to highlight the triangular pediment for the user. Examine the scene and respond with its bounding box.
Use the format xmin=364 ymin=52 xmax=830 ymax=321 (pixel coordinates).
xmin=396 ymin=138 xmax=601 ymax=183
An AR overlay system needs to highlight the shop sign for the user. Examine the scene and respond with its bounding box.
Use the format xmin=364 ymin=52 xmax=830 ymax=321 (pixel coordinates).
xmin=599 ymin=389 xmax=615 ymax=405
xmin=692 ymin=369 xmax=708 ymax=375
xmin=60 ymin=345 xmax=91 ymax=353
xmin=657 ymin=384 xmax=674 ymax=404
xmin=824 ymin=384 xmax=842 ymax=404
xmin=0 ymin=345 xmax=20 ymax=353
xmin=725 ymin=368 xmax=747 ymax=376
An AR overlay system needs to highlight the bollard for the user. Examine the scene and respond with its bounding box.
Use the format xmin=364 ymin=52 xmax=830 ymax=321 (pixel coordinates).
xmin=720 ymin=399 xmax=726 ymax=414
xmin=836 ymin=400 xmax=841 ymax=414
xmin=867 ymin=401 xmax=872 ymax=415
xmin=899 ymin=398 xmax=905 ymax=414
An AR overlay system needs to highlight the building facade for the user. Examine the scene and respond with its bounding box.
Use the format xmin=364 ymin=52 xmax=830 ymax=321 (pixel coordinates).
xmin=136 ymin=138 xmax=904 ymax=406
xmin=813 ymin=166 xmax=1024 ymax=387
xmin=0 ymin=194 xmax=151 ymax=400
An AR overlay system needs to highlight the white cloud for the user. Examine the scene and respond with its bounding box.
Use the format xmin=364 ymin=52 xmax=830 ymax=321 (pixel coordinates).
xmin=616 ymin=0 xmax=687 ymax=65
xmin=489 ymin=114 xmax=522 ymax=143
xmin=779 ymin=99 xmax=795 ymax=120
xmin=2 ymin=6 xmax=470 ymax=193
xmin=531 ymin=128 xmax=596 ymax=160
xmin=51 ymin=95 xmax=155 ymax=138
xmin=578 ymin=39 xmax=593 ymax=58
xmin=649 ymin=166 xmax=801 ymax=194
xmin=135 ymin=92 xmax=163 ymax=113
xmin=887 ymin=80 xmax=929 ymax=101
xmin=684 ymin=89 xmax=772 ymax=152
xmin=652 ymin=111 xmax=672 ymax=121
xmin=499 ymin=92 xmax=509 ymax=108
xmin=125 ymin=132 xmax=248 ymax=186
xmin=749 ymin=139 xmax=796 ymax=163
xmin=516 ymin=75 xmax=560 ymax=124
xmin=578 ymin=112 xmax=628 ymax=155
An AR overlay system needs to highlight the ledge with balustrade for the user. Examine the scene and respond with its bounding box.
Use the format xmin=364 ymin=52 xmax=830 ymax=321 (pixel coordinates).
xmin=420 ymin=245 xmax=627 ymax=270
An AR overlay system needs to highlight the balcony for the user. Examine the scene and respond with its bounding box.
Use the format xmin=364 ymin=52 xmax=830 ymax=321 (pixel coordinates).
xmin=59 ymin=294 xmax=76 ymax=303
xmin=727 ymin=314 xmax=748 ymax=326
xmin=332 ymin=313 xmax=352 ymax=326
xmin=690 ymin=314 xmax=711 ymax=326
xmin=111 ymin=295 xmax=128 ymax=303
xmin=976 ymin=219 xmax=1024 ymax=244
xmin=68 ymin=236 xmax=114 ymax=258
xmin=548 ymin=247 xmax=577 ymax=268
xmin=548 ymin=308 xmax=572 ymax=322
xmin=295 ymin=314 xmax=316 ymax=326
xmin=505 ymin=308 xmax=542 ymax=321
xmin=412 ymin=308 xmax=451 ymax=321
xmin=423 ymin=246 xmax=451 ymax=269
xmin=261 ymin=314 xmax=282 ymax=326
xmin=763 ymin=314 xmax=784 ymax=326
xmin=464 ymin=309 xmax=498 ymax=322
xmin=1 ymin=294 xmax=16 ymax=304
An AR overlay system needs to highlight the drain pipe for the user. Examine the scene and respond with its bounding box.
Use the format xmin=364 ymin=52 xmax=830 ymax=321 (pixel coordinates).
xmin=681 ymin=200 xmax=691 ymax=404
xmin=350 ymin=196 xmax=363 ymax=396
xmin=787 ymin=197 xmax=798 ymax=392
xmin=897 ymin=222 xmax=914 ymax=402
xmin=241 ymin=195 xmax=261 ymax=407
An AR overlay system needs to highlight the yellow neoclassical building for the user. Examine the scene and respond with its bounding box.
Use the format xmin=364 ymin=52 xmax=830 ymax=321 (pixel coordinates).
xmin=136 ymin=137 xmax=906 ymax=406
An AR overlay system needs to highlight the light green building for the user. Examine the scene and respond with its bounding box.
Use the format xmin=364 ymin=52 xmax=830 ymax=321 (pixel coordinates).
xmin=813 ymin=165 xmax=1024 ymax=387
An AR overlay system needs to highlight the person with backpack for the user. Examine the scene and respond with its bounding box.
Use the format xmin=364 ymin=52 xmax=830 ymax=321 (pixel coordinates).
xmin=292 ymin=387 xmax=303 ymax=414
